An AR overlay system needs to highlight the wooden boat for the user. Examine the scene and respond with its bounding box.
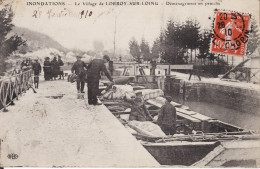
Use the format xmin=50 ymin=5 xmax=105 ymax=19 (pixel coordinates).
xmin=99 ymin=77 xmax=260 ymax=166
xmin=102 ymin=89 xmax=260 ymax=166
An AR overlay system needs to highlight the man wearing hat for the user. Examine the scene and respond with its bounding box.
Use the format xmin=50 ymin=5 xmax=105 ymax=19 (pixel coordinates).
xmin=86 ymin=55 xmax=113 ymax=105
xmin=71 ymin=55 xmax=88 ymax=93
xmin=157 ymin=96 xmax=177 ymax=135
xmin=129 ymin=91 xmax=153 ymax=121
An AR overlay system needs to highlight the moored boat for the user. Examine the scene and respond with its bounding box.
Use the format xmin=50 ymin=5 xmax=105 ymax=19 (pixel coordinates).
xmin=100 ymin=78 xmax=260 ymax=166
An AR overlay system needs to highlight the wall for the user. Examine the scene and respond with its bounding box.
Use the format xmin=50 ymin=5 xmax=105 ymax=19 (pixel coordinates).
xmin=167 ymin=78 xmax=260 ymax=115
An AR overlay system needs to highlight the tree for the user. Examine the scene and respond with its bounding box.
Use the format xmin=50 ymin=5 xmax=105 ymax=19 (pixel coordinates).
xmin=151 ymin=39 xmax=160 ymax=59
xmin=246 ymin=18 xmax=260 ymax=56
xmin=162 ymin=20 xmax=186 ymax=64
xmin=151 ymin=32 xmax=165 ymax=60
xmin=129 ymin=38 xmax=141 ymax=62
xmin=181 ymin=19 xmax=200 ymax=62
xmin=197 ymin=29 xmax=211 ymax=64
xmin=0 ymin=2 xmax=26 ymax=74
xmin=140 ymin=38 xmax=150 ymax=61
xmin=155 ymin=19 xmax=201 ymax=64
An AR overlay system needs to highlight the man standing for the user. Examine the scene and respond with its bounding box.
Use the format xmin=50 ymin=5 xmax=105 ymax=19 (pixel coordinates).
xmin=57 ymin=55 xmax=64 ymax=79
xmin=32 ymin=59 xmax=41 ymax=88
xmin=87 ymin=55 xmax=113 ymax=105
xmin=157 ymin=96 xmax=177 ymax=135
xmin=43 ymin=57 xmax=52 ymax=80
xmin=32 ymin=59 xmax=41 ymax=75
xmin=51 ymin=57 xmax=59 ymax=80
xmin=71 ymin=56 xmax=88 ymax=93
xmin=108 ymin=60 xmax=114 ymax=76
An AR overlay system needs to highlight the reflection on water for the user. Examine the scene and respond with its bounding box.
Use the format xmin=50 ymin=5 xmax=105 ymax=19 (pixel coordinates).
xmin=183 ymin=101 xmax=260 ymax=131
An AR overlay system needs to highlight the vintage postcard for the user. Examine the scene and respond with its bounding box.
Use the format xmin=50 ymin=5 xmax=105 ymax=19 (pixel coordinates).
xmin=0 ymin=0 xmax=260 ymax=167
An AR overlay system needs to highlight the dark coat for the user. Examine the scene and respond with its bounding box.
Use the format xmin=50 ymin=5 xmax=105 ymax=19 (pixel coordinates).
xmin=51 ymin=59 xmax=59 ymax=77
xmin=51 ymin=59 xmax=59 ymax=70
xmin=32 ymin=62 xmax=41 ymax=75
xmin=71 ymin=60 xmax=88 ymax=76
xmin=43 ymin=61 xmax=51 ymax=72
xmin=58 ymin=59 xmax=64 ymax=66
xmin=20 ymin=61 xmax=31 ymax=71
xmin=87 ymin=59 xmax=112 ymax=82
xmin=157 ymin=102 xmax=177 ymax=127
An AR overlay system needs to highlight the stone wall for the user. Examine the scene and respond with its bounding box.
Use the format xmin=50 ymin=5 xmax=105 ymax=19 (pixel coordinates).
xmin=167 ymin=78 xmax=260 ymax=115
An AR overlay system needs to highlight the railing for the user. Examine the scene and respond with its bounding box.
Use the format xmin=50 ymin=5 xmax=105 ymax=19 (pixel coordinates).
xmin=0 ymin=69 xmax=33 ymax=111
xmin=191 ymin=65 xmax=260 ymax=83
xmin=223 ymin=66 xmax=260 ymax=83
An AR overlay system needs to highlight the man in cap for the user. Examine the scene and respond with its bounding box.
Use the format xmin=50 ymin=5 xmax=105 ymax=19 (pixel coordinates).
xmin=86 ymin=55 xmax=113 ymax=105
xmin=157 ymin=96 xmax=177 ymax=135
xmin=71 ymin=55 xmax=88 ymax=93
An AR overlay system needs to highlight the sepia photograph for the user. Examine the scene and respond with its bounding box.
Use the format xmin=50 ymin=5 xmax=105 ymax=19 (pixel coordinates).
xmin=0 ymin=0 xmax=260 ymax=167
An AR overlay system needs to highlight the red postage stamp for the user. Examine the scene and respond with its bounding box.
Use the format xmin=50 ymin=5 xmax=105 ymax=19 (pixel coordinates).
xmin=211 ymin=11 xmax=251 ymax=57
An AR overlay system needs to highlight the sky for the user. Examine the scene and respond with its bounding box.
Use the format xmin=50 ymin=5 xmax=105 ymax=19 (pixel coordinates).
xmin=9 ymin=0 xmax=260 ymax=52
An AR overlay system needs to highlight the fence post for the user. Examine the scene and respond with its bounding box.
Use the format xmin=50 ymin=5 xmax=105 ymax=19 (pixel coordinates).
xmin=247 ymin=68 xmax=250 ymax=83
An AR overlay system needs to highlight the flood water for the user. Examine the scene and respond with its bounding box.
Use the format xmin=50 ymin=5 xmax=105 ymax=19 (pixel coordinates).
xmin=183 ymin=101 xmax=260 ymax=131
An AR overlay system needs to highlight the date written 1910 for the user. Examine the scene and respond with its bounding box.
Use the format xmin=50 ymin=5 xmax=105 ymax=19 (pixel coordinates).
xmin=32 ymin=8 xmax=93 ymax=19
xmin=211 ymin=11 xmax=251 ymax=57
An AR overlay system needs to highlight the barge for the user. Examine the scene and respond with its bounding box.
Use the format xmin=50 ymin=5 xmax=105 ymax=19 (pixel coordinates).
xmin=100 ymin=77 xmax=260 ymax=167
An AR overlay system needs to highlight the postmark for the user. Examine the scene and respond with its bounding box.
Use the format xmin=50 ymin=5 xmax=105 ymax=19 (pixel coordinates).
xmin=211 ymin=10 xmax=251 ymax=57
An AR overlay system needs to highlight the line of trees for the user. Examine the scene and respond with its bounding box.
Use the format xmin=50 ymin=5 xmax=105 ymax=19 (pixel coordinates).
xmin=128 ymin=38 xmax=150 ymax=63
xmin=129 ymin=17 xmax=260 ymax=65
xmin=129 ymin=19 xmax=208 ymax=64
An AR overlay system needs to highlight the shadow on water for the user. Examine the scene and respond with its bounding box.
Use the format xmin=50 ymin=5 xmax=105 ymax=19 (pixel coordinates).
xmin=172 ymin=96 xmax=260 ymax=131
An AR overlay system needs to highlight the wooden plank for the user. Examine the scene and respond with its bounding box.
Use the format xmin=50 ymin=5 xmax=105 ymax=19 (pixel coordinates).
xmin=143 ymin=141 xmax=217 ymax=147
xmin=176 ymin=108 xmax=197 ymax=115
xmin=171 ymin=64 xmax=193 ymax=70
xmin=221 ymin=59 xmax=250 ymax=79
xmin=146 ymin=99 xmax=163 ymax=108
xmin=192 ymin=144 xmax=225 ymax=167
xmin=177 ymin=112 xmax=201 ymax=123
xmin=171 ymin=101 xmax=182 ymax=107
xmin=112 ymin=111 xmax=131 ymax=115
xmin=191 ymin=113 xmax=212 ymax=121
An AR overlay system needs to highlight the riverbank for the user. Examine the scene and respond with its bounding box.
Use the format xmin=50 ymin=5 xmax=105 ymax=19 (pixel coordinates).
xmin=0 ymin=76 xmax=159 ymax=167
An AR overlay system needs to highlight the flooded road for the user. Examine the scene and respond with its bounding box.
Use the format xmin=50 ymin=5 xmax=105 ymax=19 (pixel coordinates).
xmin=184 ymin=101 xmax=260 ymax=131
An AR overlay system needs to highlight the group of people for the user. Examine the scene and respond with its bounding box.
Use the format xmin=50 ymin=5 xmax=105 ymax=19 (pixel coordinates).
xmin=71 ymin=55 xmax=114 ymax=105
xmin=71 ymin=54 xmax=176 ymax=134
xmin=20 ymin=58 xmax=42 ymax=76
xmin=43 ymin=55 xmax=64 ymax=80
xmin=20 ymin=58 xmax=42 ymax=88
